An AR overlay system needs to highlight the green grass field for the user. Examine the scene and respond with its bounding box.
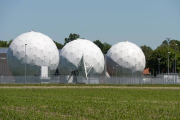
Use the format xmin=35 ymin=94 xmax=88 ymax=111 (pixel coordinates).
xmin=0 ymin=85 xmax=180 ymax=119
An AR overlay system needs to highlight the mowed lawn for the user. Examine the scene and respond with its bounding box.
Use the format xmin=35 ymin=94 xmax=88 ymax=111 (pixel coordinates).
xmin=0 ymin=85 xmax=180 ymax=119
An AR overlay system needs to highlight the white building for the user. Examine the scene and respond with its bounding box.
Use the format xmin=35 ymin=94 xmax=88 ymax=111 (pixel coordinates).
xmin=58 ymin=39 xmax=104 ymax=82
xmin=7 ymin=31 xmax=59 ymax=77
xmin=106 ymin=41 xmax=146 ymax=77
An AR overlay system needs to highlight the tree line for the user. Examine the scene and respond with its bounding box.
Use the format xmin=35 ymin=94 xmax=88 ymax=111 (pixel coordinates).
xmin=0 ymin=39 xmax=13 ymax=47
xmin=1 ymin=34 xmax=180 ymax=74
xmin=141 ymin=39 xmax=180 ymax=75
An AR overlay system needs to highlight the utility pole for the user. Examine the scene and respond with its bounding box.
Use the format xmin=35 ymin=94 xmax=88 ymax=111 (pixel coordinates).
xmin=175 ymin=44 xmax=177 ymax=74
xmin=25 ymin=44 xmax=27 ymax=83
xmin=157 ymin=58 xmax=161 ymax=74
xmin=135 ymin=64 xmax=137 ymax=77
xmin=166 ymin=38 xmax=171 ymax=77
xmin=116 ymin=65 xmax=118 ymax=78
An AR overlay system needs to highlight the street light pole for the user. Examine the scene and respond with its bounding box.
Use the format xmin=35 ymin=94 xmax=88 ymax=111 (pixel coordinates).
xmin=172 ymin=59 xmax=174 ymax=73
xmin=25 ymin=44 xmax=27 ymax=83
xmin=116 ymin=65 xmax=118 ymax=78
xmin=175 ymin=44 xmax=177 ymax=74
xmin=167 ymin=38 xmax=171 ymax=77
xmin=135 ymin=64 xmax=137 ymax=77
xmin=112 ymin=67 xmax=114 ymax=83
xmin=157 ymin=58 xmax=161 ymax=75
xmin=134 ymin=64 xmax=137 ymax=84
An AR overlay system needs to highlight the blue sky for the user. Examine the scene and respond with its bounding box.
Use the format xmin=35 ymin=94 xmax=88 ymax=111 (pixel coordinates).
xmin=0 ymin=0 xmax=180 ymax=49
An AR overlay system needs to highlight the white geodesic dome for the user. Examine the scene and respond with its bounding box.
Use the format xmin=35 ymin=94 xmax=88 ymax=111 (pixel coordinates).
xmin=59 ymin=39 xmax=104 ymax=76
xmin=106 ymin=41 xmax=146 ymax=76
xmin=7 ymin=31 xmax=59 ymax=76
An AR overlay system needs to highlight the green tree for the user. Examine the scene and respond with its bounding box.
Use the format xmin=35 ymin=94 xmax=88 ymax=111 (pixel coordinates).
xmin=161 ymin=40 xmax=168 ymax=46
xmin=93 ymin=40 xmax=104 ymax=52
xmin=161 ymin=39 xmax=180 ymax=50
xmin=102 ymin=43 xmax=111 ymax=54
xmin=64 ymin=33 xmax=80 ymax=45
xmin=0 ymin=40 xmax=8 ymax=47
xmin=53 ymin=41 xmax=64 ymax=49
xmin=8 ymin=39 xmax=13 ymax=47
xmin=148 ymin=39 xmax=180 ymax=75
xmin=93 ymin=40 xmax=111 ymax=54
xmin=140 ymin=45 xmax=153 ymax=68
xmin=148 ymin=45 xmax=168 ymax=75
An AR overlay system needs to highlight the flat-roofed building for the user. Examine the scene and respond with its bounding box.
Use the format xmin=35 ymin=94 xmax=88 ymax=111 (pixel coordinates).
xmin=0 ymin=48 xmax=13 ymax=76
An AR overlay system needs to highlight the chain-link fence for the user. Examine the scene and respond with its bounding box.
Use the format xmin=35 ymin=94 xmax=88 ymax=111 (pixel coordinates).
xmin=0 ymin=74 xmax=180 ymax=84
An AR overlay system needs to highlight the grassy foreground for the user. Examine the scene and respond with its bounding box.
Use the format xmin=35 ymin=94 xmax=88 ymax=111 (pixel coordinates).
xmin=0 ymin=85 xmax=180 ymax=119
